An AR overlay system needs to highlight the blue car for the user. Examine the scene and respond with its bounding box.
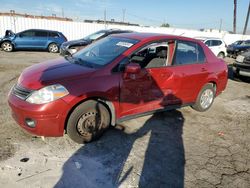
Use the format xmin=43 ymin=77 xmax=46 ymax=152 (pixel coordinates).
xmin=0 ymin=29 xmax=67 ymax=53
xmin=227 ymin=40 xmax=250 ymax=58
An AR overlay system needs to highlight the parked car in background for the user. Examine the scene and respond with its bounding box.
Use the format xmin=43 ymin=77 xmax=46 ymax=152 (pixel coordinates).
xmin=0 ymin=29 xmax=67 ymax=53
xmin=227 ymin=40 xmax=250 ymax=58
xmin=196 ymin=37 xmax=227 ymax=58
xmin=233 ymin=50 xmax=250 ymax=78
xmin=8 ymin=33 xmax=228 ymax=143
xmin=60 ymin=29 xmax=133 ymax=56
xmin=229 ymin=40 xmax=244 ymax=46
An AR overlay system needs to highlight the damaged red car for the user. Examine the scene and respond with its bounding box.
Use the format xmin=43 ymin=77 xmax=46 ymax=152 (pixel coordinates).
xmin=8 ymin=33 xmax=228 ymax=143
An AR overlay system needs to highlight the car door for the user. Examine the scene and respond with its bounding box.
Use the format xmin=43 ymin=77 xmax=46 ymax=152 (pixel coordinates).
xmin=208 ymin=40 xmax=221 ymax=56
xmin=119 ymin=40 xmax=180 ymax=117
xmin=33 ymin=30 xmax=48 ymax=49
xmin=170 ymin=40 xmax=209 ymax=103
xmin=14 ymin=30 xmax=35 ymax=49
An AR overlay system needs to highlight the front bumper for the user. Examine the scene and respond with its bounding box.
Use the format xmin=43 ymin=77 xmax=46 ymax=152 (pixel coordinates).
xmin=8 ymin=92 xmax=70 ymax=137
xmin=59 ymin=46 xmax=70 ymax=56
xmin=227 ymin=49 xmax=238 ymax=57
xmin=232 ymin=61 xmax=250 ymax=77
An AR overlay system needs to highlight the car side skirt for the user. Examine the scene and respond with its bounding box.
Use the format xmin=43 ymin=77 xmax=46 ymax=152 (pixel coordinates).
xmin=116 ymin=103 xmax=194 ymax=124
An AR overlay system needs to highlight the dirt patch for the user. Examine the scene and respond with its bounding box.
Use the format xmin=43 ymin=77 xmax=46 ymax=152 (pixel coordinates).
xmin=0 ymin=139 xmax=16 ymax=161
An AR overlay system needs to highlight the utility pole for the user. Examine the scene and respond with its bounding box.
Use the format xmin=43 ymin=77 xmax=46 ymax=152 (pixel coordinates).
xmin=122 ymin=9 xmax=126 ymax=22
xmin=104 ymin=9 xmax=107 ymax=29
xmin=219 ymin=19 xmax=222 ymax=32
xmin=10 ymin=10 xmax=16 ymax=33
xmin=243 ymin=1 xmax=250 ymax=35
xmin=62 ymin=8 xmax=64 ymax=18
xmin=233 ymin=0 xmax=237 ymax=33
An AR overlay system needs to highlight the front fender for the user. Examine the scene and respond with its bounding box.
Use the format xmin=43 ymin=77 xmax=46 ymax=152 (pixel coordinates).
xmin=0 ymin=39 xmax=16 ymax=48
xmin=62 ymin=94 xmax=118 ymax=127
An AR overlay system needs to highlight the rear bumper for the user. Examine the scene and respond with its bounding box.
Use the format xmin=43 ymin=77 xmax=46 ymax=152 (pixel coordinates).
xmin=8 ymin=93 xmax=69 ymax=137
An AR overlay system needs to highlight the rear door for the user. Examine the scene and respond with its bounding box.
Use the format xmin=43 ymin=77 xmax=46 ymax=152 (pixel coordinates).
xmin=170 ymin=40 xmax=209 ymax=103
xmin=33 ymin=30 xmax=48 ymax=48
xmin=207 ymin=40 xmax=222 ymax=56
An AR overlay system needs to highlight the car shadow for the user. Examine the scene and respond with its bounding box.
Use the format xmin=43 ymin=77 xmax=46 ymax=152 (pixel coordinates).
xmin=54 ymin=109 xmax=185 ymax=188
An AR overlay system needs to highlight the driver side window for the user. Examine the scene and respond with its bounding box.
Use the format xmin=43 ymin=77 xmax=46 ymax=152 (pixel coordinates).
xmin=21 ymin=31 xmax=35 ymax=37
xmin=130 ymin=42 xmax=168 ymax=69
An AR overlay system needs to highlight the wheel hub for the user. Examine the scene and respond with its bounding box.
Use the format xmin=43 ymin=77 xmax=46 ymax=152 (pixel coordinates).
xmin=50 ymin=45 xmax=58 ymax=52
xmin=200 ymin=89 xmax=214 ymax=109
xmin=77 ymin=112 xmax=100 ymax=136
xmin=2 ymin=43 xmax=12 ymax=51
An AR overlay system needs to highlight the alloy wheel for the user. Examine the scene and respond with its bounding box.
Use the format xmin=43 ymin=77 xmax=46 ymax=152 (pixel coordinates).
xmin=200 ymin=89 xmax=214 ymax=109
xmin=2 ymin=42 xmax=13 ymax=52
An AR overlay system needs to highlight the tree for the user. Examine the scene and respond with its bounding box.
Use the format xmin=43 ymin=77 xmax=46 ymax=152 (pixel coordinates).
xmin=160 ymin=23 xmax=170 ymax=27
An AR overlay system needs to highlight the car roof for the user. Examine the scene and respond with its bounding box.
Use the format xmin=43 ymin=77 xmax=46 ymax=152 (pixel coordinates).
xmin=112 ymin=32 xmax=201 ymax=43
xmin=23 ymin=29 xmax=60 ymax=33
xmin=107 ymin=29 xmax=133 ymax=33
xmin=196 ymin=37 xmax=223 ymax=41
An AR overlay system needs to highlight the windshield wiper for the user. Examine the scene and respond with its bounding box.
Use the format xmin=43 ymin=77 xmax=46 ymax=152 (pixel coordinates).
xmin=74 ymin=57 xmax=94 ymax=68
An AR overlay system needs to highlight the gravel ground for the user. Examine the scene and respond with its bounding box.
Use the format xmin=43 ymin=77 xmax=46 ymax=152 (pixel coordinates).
xmin=0 ymin=51 xmax=249 ymax=188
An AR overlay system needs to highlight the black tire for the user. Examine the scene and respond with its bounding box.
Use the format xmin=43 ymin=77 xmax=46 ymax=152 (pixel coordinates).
xmin=192 ymin=83 xmax=215 ymax=112
xmin=1 ymin=41 xmax=13 ymax=52
xmin=217 ymin=52 xmax=225 ymax=59
xmin=233 ymin=71 xmax=239 ymax=79
xmin=66 ymin=100 xmax=110 ymax=144
xmin=48 ymin=43 xmax=59 ymax=53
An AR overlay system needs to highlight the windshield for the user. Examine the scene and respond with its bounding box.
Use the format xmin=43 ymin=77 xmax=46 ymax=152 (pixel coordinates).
xmin=232 ymin=41 xmax=243 ymax=45
xmin=241 ymin=41 xmax=250 ymax=46
xmin=84 ymin=30 xmax=106 ymax=41
xmin=70 ymin=36 xmax=139 ymax=68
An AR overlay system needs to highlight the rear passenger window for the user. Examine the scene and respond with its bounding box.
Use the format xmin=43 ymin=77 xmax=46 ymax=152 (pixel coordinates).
xmin=49 ymin=32 xmax=59 ymax=38
xmin=205 ymin=40 xmax=211 ymax=46
xmin=211 ymin=40 xmax=222 ymax=46
xmin=173 ymin=41 xmax=205 ymax=65
xmin=35 ymin=31 xmax=47 ymax=37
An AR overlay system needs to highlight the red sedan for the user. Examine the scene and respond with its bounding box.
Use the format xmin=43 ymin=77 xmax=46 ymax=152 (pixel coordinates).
xmin=8 ymin=33 xmax=228 ymax=143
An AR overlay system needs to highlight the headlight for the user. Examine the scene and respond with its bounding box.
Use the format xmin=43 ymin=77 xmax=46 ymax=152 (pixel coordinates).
xmin=26 ymin=84 xmax=69 ymax=104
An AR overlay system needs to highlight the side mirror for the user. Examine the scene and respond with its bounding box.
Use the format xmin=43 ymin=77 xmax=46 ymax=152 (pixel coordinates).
xmin=125 ymin=63 xmax=141 ymax=74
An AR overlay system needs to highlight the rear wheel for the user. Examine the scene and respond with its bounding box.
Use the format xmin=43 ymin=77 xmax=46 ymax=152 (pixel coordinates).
xmin=48 ymin=43 xmax=59 ymax=53
xmin=66 ymin=100 xmax=110 ymax=144
xmin=192 ymin=84 xmax=215 ymax=112
xmin=217 ymin=52 xmax=225 ymax=59
xmin=1 ymin=41 xmax=13 ymax=52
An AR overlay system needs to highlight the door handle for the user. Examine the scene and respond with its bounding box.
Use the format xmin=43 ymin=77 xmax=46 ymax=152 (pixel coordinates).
xmin=201 ymin=68 xmax=207 ymax=72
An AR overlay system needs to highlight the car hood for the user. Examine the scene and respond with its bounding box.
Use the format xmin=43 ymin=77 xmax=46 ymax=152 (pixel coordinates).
xmin=228 ymin=44 xmax=237 ymax=48
xmin=1 ymin=30 xmax=15 ymax=40
xmin=240 ymin=50 xmax=250 ymax=57
xmin=18 ymin=58 xmax=95 ymax=90
xmin=62 ymin=39 xmax=90 ymax=47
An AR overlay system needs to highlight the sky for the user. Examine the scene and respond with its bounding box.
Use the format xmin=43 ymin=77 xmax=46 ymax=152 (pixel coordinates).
xmin=0 ymin=0 xmax=249 ymax=32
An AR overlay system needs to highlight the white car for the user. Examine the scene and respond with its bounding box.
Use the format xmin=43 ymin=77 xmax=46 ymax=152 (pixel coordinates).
xmin=196 ymin=38 xmax=227 ymax=58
